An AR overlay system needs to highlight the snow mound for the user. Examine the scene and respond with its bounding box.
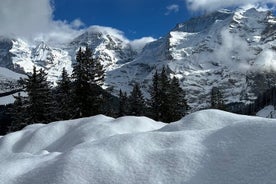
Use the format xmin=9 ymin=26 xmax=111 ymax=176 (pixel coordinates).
xmin=160 ymin=109 xmax=262 ymax=131
xmin=257 ymin=105 xmax=276 ymax=118
xmin=1 ymin=110 xmax=276 ymax=184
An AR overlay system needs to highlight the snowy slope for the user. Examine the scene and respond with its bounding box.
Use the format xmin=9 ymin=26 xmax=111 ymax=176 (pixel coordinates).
xmin=1 ymin=110 xmax=276 ymax=184
xmin=256 ymin=105 xmax=276 ymax=118
xmin=10 ymin=39 xmax=73 ymax=85
xmin=0 ymin=67 xmax=25 ymax=93
xmin=108 ymin=8 xmax=276 ymax=109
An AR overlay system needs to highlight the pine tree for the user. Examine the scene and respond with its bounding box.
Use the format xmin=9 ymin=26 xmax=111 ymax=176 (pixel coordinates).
xmin=148 ymin=70 xmax=161 ymax=120
xmin=159 ymin=67 xmax=171 ymax=122
xmin=72 ymin=47 xmax=105 ymax=118
xmin=167 ymin=77 xmax=189 ymax=122
xmin=148 ymin=67 xmax=189 ymax=122
xmin=129 ymin=83 xmax=145 ymax=116
xmin=211 ymin=87 xmax=225 ymax=110
xmin=118 ymin=89 xmax=128 ymax=117
xmin=18 ymin=66 xmax=54 ymax=124
xmin=9 ymin=93 xmax=28 ymax=131
xmin=55 ymin=67 xmax=73 ymax=120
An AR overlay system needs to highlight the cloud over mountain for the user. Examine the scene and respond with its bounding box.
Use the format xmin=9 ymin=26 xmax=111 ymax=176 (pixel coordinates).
xmin=186 ymin=0 xmax=276 ymax=12
xmin=0 ymin=0 xmax=82 ymax=43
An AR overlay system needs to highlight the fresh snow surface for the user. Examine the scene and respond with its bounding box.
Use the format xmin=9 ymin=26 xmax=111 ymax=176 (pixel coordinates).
xmin=1 ymin=110 xmax=276 ymax=184
xmin=256 ymin=105 xmax=276 ymax=118
xmin=0 ymin=67 xmax=25 ymax=80
xmin=0 ymin=95 xmax=16 ymax=105
xmin=0 ymin=67 xmax=25 ymax=94
xmin=0 ymin=92 xmax=27 ymax=105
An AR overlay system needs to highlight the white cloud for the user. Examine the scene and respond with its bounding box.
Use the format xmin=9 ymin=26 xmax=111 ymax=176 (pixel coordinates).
xmin=186 ymin=0 xmax=276 ymax=12
xmin=87 ymin=26 xmax=156 ymax=53
xmin=253 ymin=50 xmax=276 ymax=72
xmin=70 ymin=19 xmax=85 ymax=29
xmin=0 ymin=0 xmax=83 ymax=44
xmin=87 ymin=25 xmax=129 ymax=43
xmin=215 ymin=29 xmax=253 ymax=71
xmin=165 ymin=4 xmax=180 ymax=15
xmin=0 ymin=0 xmax=155 ymax=46
xmin=129 ymin=37 xmax=156 ymax=53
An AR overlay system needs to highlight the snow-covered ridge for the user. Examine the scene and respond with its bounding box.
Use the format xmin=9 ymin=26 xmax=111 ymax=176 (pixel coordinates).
xmin=1 ymin=110 xmax=276 ymax=183
xmin=0 ymin=67 xmax=25 ymax=99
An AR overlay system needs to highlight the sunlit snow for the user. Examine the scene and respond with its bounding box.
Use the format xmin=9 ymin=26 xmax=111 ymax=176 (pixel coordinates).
xmin=1 ymin=110 xmax=276 ymax=184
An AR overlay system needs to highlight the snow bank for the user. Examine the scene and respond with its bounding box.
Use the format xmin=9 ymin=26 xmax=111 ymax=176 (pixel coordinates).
xmin=1 ymin=110 xmax=276 ymax=184
xmin=257 ymin=105 xmax=276 ymax=118
xmin=0 ymin=94 xmax=15 ymax=105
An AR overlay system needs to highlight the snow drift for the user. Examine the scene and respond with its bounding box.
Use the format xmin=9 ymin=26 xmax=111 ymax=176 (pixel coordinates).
xmin=1 ymin=110 xmax=276 ymax=184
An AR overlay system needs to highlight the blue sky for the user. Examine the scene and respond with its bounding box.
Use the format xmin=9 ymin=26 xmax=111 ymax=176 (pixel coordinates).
xmin=53 ymin=0 xmax=192 ymax=39
xmin=0 ymin=0 xmax=275 ymax=42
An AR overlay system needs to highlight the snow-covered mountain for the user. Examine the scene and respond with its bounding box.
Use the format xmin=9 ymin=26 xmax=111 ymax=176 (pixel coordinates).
xmin=1 ymin=110 xmax=276 ymax=184
xmin=112 ymin=8 xmax=276 ymax=110
xmin=0 ymin=8 xmax=276 ymax=110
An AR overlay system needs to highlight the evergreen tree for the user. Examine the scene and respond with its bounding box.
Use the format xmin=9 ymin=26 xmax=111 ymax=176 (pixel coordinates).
xmin=93 ymin=58 xmax=105 ymax=86
xmin=18 ymin=66 xmax=54 ymax=124
xmin=148 ymin=67 xmax=189 ymax=122
xmin=9 ymin=93 xmax=28 ymax=132
xmin=55 ymin=67 xmax=73 ymax=120
xmin=211 ymin=87 xmax=225 ymax=110
xmin=167 ymin=77 xmax=189 ymax=122
xmin=72 ymin=47 xmax=105 ymax=118
xmin=148 ymin=70 xmax=161 ymax=120
xmin=129 ymin=83 xmax=145 ymax=116
xmin=118 ymin=89 xmax=128 ymax=117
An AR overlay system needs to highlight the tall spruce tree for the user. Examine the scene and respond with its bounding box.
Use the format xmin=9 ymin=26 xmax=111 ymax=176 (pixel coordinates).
xmin=55 ymin=67 xmax=73 ymax=120
xmin=159 ymin=67 xmax=171 ymax=122
xmin=167 ymin=77 xmax=189 ymax=122
xmin=18 ymin=66 xmax=53 ymax=124
xmin=149 ymin=70 xmax=161 ymax=120
xmin=148 ymin=67 xmax=189 ymax=122
xmin=129 ymin=83 xmax=145 ymax=116
xmin=72 ymin=47 xmax=105 ymax=118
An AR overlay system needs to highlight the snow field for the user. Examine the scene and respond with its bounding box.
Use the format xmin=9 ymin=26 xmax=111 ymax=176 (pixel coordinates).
xmin=1 ymin=110 xmax=276 ymax=184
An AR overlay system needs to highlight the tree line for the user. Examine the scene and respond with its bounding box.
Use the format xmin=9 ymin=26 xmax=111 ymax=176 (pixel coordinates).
xmin=8 ymin=47 xmax=190 ymax=132
xmin=9 ymin=47 xmax=108 ymax=131
xmin=118 ymin=67 xmax=189 ymax=123
xmin=3 ymin=46 xmax=276 ymax=134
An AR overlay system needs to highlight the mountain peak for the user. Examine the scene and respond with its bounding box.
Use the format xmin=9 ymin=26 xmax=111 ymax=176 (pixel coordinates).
xmin=174 ymin=10 xmax=233 ymax=33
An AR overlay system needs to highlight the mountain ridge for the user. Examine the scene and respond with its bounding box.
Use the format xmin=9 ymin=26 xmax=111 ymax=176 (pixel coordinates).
xmin=0 ymin=8 xmax=276 ymax=111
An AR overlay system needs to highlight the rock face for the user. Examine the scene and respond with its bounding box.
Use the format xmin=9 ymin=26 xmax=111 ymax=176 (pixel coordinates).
xmin=0 ymin=8 xmax=276 ymax=110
